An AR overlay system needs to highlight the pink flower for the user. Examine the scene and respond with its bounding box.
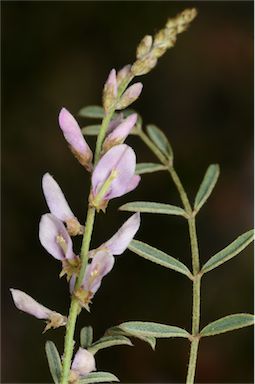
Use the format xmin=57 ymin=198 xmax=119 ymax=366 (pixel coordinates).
xmin=42 ymin=173 xmax=83 ymax=236
xmin=90 ymin=144 xmax=140 ymax=210
xmin=59 ymin=108 xmax=93 ymax=170
xmin=70 ymin=348 xmax=96 ymax=380
xmin=10 ymin=289 xmax=67 ymax=332
xmin=39 ymin=213 xmax=74 ymax=260
xmin=73 ymin=213 xmax=140 ymax=307
xmin=103 ymin=113 xmax=137 ymax=151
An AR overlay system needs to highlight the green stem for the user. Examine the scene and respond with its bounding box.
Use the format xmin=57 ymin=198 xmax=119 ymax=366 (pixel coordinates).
xmin=61 ymin=206 xmax=96 ymax=384
xmin=139 ymin=130 xmax=201 ymax=384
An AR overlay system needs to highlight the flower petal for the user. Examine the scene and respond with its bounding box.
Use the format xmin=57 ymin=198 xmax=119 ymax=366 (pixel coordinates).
xmin=124 ymin=175 xmax=141 ymax=194
xmin=42 ymin=173 xmax=75 ymax=222
xmin=116 ymin=82 xmax=143 ymax=110
xmin=104 ymin=213 xmax=141 ymax=255
xmin=82 ymin=250 xmax=115 ymax=294
xmin=10 ymin=289 xmax=52 ymax=319
xmin=103 ymin=113 xmax=137 ymax=149
xmin=39 ymin=213 xmax=74 ymax=260
xmin=92 ymin=144 xmax=137 ymax=201
xmin=71 ymin=348 xmax=96 ymax=377
xmin=59 ymin=108 xmax=92 ymax=169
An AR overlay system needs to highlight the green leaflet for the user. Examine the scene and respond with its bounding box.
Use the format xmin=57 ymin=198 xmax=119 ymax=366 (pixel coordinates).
xmin=194 ymin=164 xmax=220 ymax=212
xmin=119 ymin=201 xmax=187 ymax=217
xmin=129 ymin=240 xmax=192 ymax=279
xmin=146 ymin=124 xmax=173 ymax=159
xmin=78 ymin=105 xmax=105 ymax=119
xmin=119 ymin=321 xmax=190 ymax=338
xmin=201 ymin=229 xmax=254 ymax=274
xmin=80 ymin=326 xmax=93 ymax=348
xmin=200 ymin=314 xmax=255 ymax=337
xmin=45 ymin=341 xmax=62 ymax=384
xmin=88 ymin=335 xmax=133 ymax=354
xmin=79 ymin=371 xmax=119 ymax=383
xmin=105 ymin=326 xmax=156 ymax=350
xmin=135 ymin=162 xmax=168 ymax=175
xmin=81 ymin=125 xmax=101 ymax=136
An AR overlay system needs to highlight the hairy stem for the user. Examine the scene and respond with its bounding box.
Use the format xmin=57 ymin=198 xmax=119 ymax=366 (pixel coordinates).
xmin=139 ymin=130 xmax=201 ymax=384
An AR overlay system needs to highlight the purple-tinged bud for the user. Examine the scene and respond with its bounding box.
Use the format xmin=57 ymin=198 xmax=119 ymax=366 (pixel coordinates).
xmin=42 ymin=173 xmax=83 ymax=236
xmin=107 ymin=113 xmax=124 ymax=134
xmin=103 ymin=113 xmax=137 ymax=151
xmin=116 ymin=64 xmax=131 ymax=86
xmin=39 ymin=213 xmax=74 ymax=260
xmin=102 ymin=69 xmax=118 ymax=113
xmin=90 ymin=144 xmax=140 ymax=211
xmin=104 ymin=213 xmax=140 ymax=255
xmin=59 ymin=108 xmax=93 ymax=171
xmin=10 ymin=289 xmax=67 ymax=332
xmin=71 ymin=348 xmax=96 ymax=379
xmin=116 ymin=83 xmax=143 ymax=110
xmin=131 ymin=57 xmax=158 ymax=76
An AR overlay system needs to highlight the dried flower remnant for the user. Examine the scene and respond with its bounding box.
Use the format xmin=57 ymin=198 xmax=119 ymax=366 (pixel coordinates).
xmin=42 ymin=173 xmax=83 ymax=236
xmin=103 ymin=113 xmax=137 ymax=151
xmin=69 ymin=348 xmax=96 ymax=383
xmin=39 ymin=213 xmax=80 ymax=279
xmin=90 ymin=144 xmax=140 ymax=211
xmin=10 ymin=289 xmax=67 ymax=332
xmin=59 ymin=108 xmax=93 ymax=170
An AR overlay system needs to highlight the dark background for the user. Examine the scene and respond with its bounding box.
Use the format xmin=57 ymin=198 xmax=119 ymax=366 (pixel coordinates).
xmin=2 ymin=1 xmax=254 ymax=383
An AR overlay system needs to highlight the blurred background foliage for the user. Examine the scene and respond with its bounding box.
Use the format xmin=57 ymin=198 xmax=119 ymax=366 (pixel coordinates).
xmin=2 ymin=1 xmax=253 ymax=383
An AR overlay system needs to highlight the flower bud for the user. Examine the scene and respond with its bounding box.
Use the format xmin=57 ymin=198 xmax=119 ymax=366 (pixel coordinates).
xmin=103 ymin=113 xmax=137 ymax=151
xmin=131 ymin=57 xmax=158 ymax=76
xmin=71 ymin=348 xmax=96 ymax=379
xmin=136 ymin=35 xmax=153 ymax=59
xmin=59 ymin=108 xmax=93 ymax=171
xmin=102 ymin=69 xmax=118 ymax=112
xmin=116 ymin=64 xmax=131 ymax=86
xmin=116 ymin=83 xmax=143 ymax=110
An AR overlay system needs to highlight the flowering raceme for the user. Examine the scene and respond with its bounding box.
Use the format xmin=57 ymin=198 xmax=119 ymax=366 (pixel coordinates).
xmin=90 ymin=144 xmax=140 ymax=211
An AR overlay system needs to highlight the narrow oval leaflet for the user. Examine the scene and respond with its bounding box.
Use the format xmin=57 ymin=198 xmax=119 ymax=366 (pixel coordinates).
xmin=80 ymin=326 xmax=93 ymax=348
xmin=79 ymin=371 xmax=120 ymax=383
xmin=200 ymin=314 xmax=255 ymax=337
xmin=194 ymin=164 xmax=220 ymax=212
xmin=128 ymin=240 xmax=192 ymax=279
xmin=119 ymin=201 xmax=187 ymax=217
xmin=78 ymin=105 xmax=105 ymax=119
xmin=135 ymin=162 xmax=168 ymax=175
xmin=201 ymin=229 xmax=254 ymax=274
xmin=45 ymin=341 xmax=62 ymax=384
xmin=146 ymin=124 xmax=173 ymax=159
xmin=119 ymin=321 xmax=190 ymax=338
xmin=105 ymin=325 xmax=156 ymax=350
xmin=88 ymin=335 xmax=133 ymax=355
xmin=82 ymin=125 xmax=101 ymax=136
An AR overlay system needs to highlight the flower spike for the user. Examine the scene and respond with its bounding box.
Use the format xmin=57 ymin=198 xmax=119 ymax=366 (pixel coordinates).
xmin=59 ymin=108 xmax=93 ymax=171
xmin=10 ymin=289 xmax=67 ymax=332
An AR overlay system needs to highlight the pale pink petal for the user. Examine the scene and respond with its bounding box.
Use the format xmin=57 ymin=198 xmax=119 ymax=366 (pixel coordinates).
xmin=82 ymin=250 xmax=115 ymax=294
xmin=42 ymin=173 xmax=75 ymax=222
xmin=39 ymin=213 xmax=74 ymax=260
xmin=116 ymin=83 xmax=143 ymax=110
xmin=92 ymin=144 xmax=137 ymax=200
xmin=107 ymin=113 xmax=124 ymax=134
xmin=10 ymin=289 xmax=52 ymax=319
xmin=103 ymin=113 xmax=137 ymax=148
xmin=124 ymin=175 xmax=141 ymax=194
xmin=104 ymin=69 xmax=118 ymax=97
xmin=71 ymin=348 xmax=96 ymax=377
xmin=104 ymin=213 xmax=140 ymax=255
xmin=59 ymin=108 xmax=92 ymax=160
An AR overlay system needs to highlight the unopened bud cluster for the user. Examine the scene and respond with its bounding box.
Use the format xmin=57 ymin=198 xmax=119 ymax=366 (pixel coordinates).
xmin=132 ymin=8 xmax=197 ymax=76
